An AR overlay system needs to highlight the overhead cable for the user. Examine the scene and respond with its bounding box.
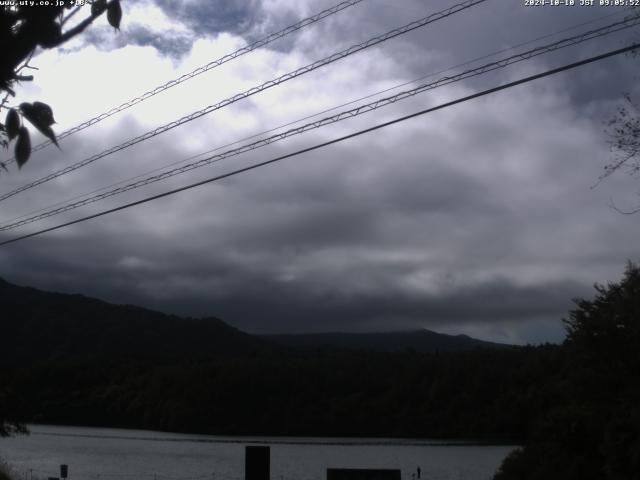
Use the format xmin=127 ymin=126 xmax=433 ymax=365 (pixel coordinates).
xmin=0 ymin=0 xmax=368 ymax=166
xmin=0 ymin=0 xmax=487 ymax=203
xmin=1 ymin=42 xmax=637 ymax=247
xmin=7 ymin=3 xmax=627 ymax=226
xmin=2 ymin=13 xmax=638 ymax=231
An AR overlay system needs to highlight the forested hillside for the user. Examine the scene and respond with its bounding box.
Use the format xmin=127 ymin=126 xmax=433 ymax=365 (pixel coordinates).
xmin=2 ymin=266 xmax=639 ymax=480
xmin=2 ymin=346 xmax=562 ymax=439
xmin=264 ymin=330 xmax=509 ymax=353
xmin=0 ymin=276 xmax=550 ymax=439
xmin=0 ymin=277 xmax=273 ymax=365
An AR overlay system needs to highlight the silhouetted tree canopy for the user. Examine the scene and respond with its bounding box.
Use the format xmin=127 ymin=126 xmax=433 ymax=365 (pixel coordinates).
xmin=0 ymin=217 xmax=637 ymax=476
xmin=2 ymin=265 xmax=639 ymax=478
xmin=603 ymin=35 xmax=640 ymax=213
xmin=494 ymin=263 xmax=640 ymax=480
xmin=603 ymin=95 xmax=640 ymax=214
xmin=0 ymin=0 xmax=123 ymax=436
xmin=0 ymin=0 xmax=122 ymax=171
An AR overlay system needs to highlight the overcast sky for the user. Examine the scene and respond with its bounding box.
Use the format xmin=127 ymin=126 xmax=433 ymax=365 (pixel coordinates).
xmin=1 ymin=0 xmax=640 ymax=344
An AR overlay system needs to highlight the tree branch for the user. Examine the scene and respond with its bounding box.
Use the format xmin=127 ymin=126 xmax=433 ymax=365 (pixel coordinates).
xmin=53 ymin=1 xmax=116 ymax=47
xmin=0 ymin=92 xmax=11 ymax=111
xmin=60 ymin=5 xmax=83 ymax=28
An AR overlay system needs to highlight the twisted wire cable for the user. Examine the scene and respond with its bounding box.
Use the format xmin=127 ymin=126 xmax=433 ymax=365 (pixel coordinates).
xmin=2 ymin=12 xmax=637 ymax=232
xmin=0 ymin=0 xmax=367 ymax=166
xmin=3 ymin=6 xmax=629 ymax=226
xmin=1 ymin=42 xmax=637 ymax=247
xmin=0 ymin=0 xmax=488 ymax=203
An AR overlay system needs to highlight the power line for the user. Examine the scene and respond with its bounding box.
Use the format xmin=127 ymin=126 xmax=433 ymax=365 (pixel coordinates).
xmin=1 ymin=42 xmax=637 ymax=248
xmin=0 ymin=0 xmax=487 ymax=203
xmin=2 ymin=13 xmax=638 ymax=231
xmin=0 ymin=0 xmax=367 ymax=167
xmin=5 ymin=4 xmax=628 ymax=227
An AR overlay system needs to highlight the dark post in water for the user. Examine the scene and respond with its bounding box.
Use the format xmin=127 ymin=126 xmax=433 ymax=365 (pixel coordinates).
xmin=245 ymin=446 xmax=270 ymax=480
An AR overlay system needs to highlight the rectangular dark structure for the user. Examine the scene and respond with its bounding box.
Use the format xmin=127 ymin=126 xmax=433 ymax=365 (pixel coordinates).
xmin=327 ymin=469 xmax=401 ymax=480
xmin=245 ymin=446 xmax=270 ymax=480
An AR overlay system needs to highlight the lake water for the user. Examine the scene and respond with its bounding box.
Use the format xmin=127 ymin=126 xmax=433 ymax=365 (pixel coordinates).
xmin=0 ymin=425 xmax=515 ymax=480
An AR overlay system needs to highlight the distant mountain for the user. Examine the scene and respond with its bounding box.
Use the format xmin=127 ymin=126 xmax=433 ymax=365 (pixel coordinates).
xmin=0 ymin=276 xmax=507 ymax=367
xmin=263 ymin=330 xmax=511 ymax=352
xmin=1 ymin=277 xmax=544 ymax=440
xmin=0 ymin=277 xmax=272 ymax=365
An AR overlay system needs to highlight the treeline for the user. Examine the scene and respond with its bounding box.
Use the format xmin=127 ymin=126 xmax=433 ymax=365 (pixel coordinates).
xmin=2 ymin=263 xmax=639 ymax=480
xmin=494 ymin=263 xmax=640 ymax=480
xmin=0 ymin=277 xmax=270 ymax=367
xmin=2 ymin=345 xmax=564 ymax=440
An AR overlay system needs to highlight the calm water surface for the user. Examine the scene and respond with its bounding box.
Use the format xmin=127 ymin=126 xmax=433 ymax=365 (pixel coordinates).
xmin=0 ymin=425 xmax=515 ymax=480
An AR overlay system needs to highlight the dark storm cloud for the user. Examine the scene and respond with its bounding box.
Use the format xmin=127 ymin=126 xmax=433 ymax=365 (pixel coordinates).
xmin=153 ymin=0 xmax=263 ymax=37
xmin=4 ymin=74 xmax=636 ymax=341
xmin=118 ymin=24 xmax=194 ymax=58
xmin=0 ymin=125 xmax=608 ymax=345
xmin=331 ymin=0 xmax=640 ymax=107
xmin=174 ymin=275 xmax=587 ymax=338
xmin=80 ymin=24 xmax=194 ymax=58
xmin=68 ymin=0 xmax=263 ymax=58
xmin=0 ymin=226 xmax=589 ymax=343
xmin=3 ymin=0 xmax=640 ymax=345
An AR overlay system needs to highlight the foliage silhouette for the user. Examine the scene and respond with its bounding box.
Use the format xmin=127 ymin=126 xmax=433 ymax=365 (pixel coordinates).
xmin=0 ymin=0 xmax=122 ymax=435
xmin=494 ymin=263 xmax=640 ymax=480
xmin=1 ymin=264 xmax=639 ymax=479
xmin=0 ymin=1 xmax=122 ymax=171
xmin=0 ymin=276 xmax=555 ymax=440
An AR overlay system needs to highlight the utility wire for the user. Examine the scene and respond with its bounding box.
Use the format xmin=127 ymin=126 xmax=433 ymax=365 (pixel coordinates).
xmin=1 ymin=42 xmax=637 ymax=248
xmin=4 ymin=5 xmax=629 ymax=227
xmin=2 ymin=13 xmax=638 ymax=231
xmin=0 ymin=0 xmax=367 ymax=167
xmin=0 ymin=0 xmax=487 ymax=203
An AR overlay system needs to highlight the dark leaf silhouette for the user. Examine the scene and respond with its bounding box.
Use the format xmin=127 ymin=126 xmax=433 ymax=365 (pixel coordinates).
xmin=1 ymin=4 xmax=124 ymax=173
xmin=20 ymin=102 xmax=59 ymax=148
xmin=6 ymin=108 xmax=20 ymax=140
xmin=107 ymin=0 xmax=123 ymax=30
xmin=15 ymin=127 xmax=31 ymax=168
xmin=91 ymin=0 xmax=107 ymax=17
xmin=37 ymin=21 xmax=62 ymax=48
xmin=32 ymin=102 xmax=56 ymax=127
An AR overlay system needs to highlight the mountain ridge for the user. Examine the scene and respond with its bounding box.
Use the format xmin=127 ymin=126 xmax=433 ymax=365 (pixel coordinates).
xmin=0 ymin=276 xmax=545 ymax=441
xmin=262 ymin=329 xmax=510 ymax=353
xmin=0 ymin=276 xmax=272 ymax=365
xmin=0 ymin=276 xmax=509 ymax=363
